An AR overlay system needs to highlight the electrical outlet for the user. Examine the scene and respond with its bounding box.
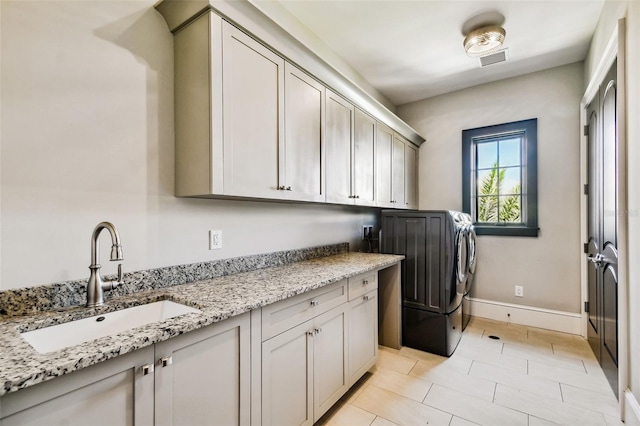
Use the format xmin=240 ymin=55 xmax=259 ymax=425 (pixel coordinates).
xmin=515 ymin=285 xmax=524 ymax=297
xmin=362 ymin=225 xmax=373 ymax=240
xmin=209 ymin=230 xmax=222 ymax=250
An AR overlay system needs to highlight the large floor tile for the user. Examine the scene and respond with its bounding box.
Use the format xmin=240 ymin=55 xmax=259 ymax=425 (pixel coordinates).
xmin=405 ymin=348 xmax=473 ymax=375
xmin=502 ymin=342 xmax=587 ymax=373
xmin=371 ymin=416 xmax=399 ymax=426
xmin=454 ymin=344 xmax=527 ymax=374
xmin=528 ymin=360 xmax=614 ymax=395
xmin=351 ymin=384 xmax=452 ymax=426
xmin=409 ymin=358 xmax=496 ymax=401
xmin=528 ymin=415 xmax=561 ymax=426
xmin=494 ymin=384 xmax=607 ymax=426
xmin=376 ymin=347 xmax=418 ymax=374
xmin=316 ymin=402 xmax=376 ymax=426
xmin=527 ymin=327 xmax=586 ymax=346
xmin=450 ymin=416 xmax=481 ymax=426
xmin=469 ymin=360 xmax=563 ymax=400
xmin=367 ymin=366 xmax=432 ymax=402
xmin=423 ymin=384 xmax=527 ymax=426
xmin=561 ymin=383 xmax=620 ymax=417
xmin=552 ymin=342 xmax=599 ymax=364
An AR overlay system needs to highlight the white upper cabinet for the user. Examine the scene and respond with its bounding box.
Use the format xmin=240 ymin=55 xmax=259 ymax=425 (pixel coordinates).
xmin=222 ymin=21 xmax=286 ymax=199
xmin=376 ymin=126 xmax=417 ymax=209
xmin=325 ymin=90 xmax=355 ymax=204
xmin=162 ymin=6 xmax=420 ymax=207
xmin=284 ymin=63 xmax=325 ymax=202
xmin=353 ymin=108 xmax=376 ymax=206
xmin=405 ymin=142 xmax=418 ymax=209
xmin=392 ymin=134 xmax=406 ymax=207
xmin=375 ymin=123 xmax=394 ymax=208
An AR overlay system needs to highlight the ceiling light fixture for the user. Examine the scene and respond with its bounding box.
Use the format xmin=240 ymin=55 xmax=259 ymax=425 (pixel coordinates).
xmin=463 ymin=25 xmax=506 ymax=57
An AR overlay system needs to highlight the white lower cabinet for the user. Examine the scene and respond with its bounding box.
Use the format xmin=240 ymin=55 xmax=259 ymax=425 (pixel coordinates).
xmin=0 ymin=346 xmax=155 ymax=426
xmin=154 ymin=313 xmax=251 ymax=426
xmin=348 ymin=290 xmax=378 ymax=385
xmin=0 ymin=313 xmax=251 ymax=426
xmin=1 ymin=268 xmax=386 ymax=426
xmin=347 ymin=271 xmax=379 ymax=385
xmin=261 ymin=303 xmax=348 ymax=426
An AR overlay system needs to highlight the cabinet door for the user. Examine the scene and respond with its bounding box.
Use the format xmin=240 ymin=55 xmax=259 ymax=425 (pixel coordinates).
xmin=353 ymin=108 xmax=376 ymax=206
xmin=392 ymin=135 xmax=406 ymax=208
xmin=262 ymin=320 xmax=313 ymax=426
xmin=284 ymin=63 xmax=325 ymax=202
xmin=348 ymin=290 xmax=378 ymax=385
xmin=222 ymin=22 xmax=285 ymax=199
xmin=405 ymin=142 xmax=418 ymax=209
xmin=155 ymin=313 xmax=251 ymax=426
xmin=313 ymin=304 xmax=349 ymax=422
xmin=0 ymin=347 xmax=154 ymax=426
xmin=325 ymin=90 xmax=354 ymax=204
xmin=375 ymin=123 xmax=393 ymax=207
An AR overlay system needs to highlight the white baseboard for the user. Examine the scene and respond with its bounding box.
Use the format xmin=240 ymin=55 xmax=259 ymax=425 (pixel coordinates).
xmin=466 ymin=297 xmax=582 ymax=335
xmin=626 ymin=390 xmax=640 ymax=425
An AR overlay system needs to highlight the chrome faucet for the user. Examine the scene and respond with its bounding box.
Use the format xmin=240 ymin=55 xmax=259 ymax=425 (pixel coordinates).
xmin=86 ymin=221 xmax=124 ymax=307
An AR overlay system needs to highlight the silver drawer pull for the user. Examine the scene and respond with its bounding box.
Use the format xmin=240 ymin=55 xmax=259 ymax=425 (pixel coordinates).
xmin=363 ymin=279 xmax=369 ymax=286
xmin=363 ymin=295 xmax=371 ymax=301
xmin=314 ymin=328 xmax=322 ymax=335
xmin=141 ymin=364 xmax=154 ymax=375
xmin=307 ymin=331 xmax=314 ymax=337
xmin=310 ymin=299 xmax=319 ymax=307
xmin=161 ymin=356 xmax=173 ymax=367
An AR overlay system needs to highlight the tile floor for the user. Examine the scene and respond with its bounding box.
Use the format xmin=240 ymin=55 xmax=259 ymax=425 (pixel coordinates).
xmin=317 ymin=316 xmax=621 ymax=426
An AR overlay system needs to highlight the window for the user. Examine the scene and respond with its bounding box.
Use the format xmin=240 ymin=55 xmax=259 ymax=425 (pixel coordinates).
xmin=462 ymin=118 xmax=538 ymax=237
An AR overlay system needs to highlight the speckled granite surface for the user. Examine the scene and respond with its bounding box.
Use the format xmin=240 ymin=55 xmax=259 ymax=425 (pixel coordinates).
xmin=0 ymin=251 xmax=403 ymax=396
xmin=0 ymin=243 xmax=349 ymax=316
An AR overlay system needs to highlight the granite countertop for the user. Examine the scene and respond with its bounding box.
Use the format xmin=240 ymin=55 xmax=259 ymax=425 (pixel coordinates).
xmin=0 ymin=252 xmax=403 ymax=396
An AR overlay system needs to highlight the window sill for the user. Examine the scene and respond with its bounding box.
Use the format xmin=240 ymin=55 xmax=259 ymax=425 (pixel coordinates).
xmin=474 ymin=225 xmax=539 ymax=237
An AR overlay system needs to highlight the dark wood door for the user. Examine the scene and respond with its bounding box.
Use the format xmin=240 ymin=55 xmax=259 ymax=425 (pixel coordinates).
xmin=586 ymin=91 xmax=600 ymax=360
xmin=586 ymin=61 xmax=618 ymax=398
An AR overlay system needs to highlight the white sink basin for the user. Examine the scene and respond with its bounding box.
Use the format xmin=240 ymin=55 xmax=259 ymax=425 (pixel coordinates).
xmin=21 ymin=300 xmax=201 ymax=354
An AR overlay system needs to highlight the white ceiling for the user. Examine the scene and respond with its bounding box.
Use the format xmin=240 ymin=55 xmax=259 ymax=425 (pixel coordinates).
xmin=271 ymin=0 xmax=605 ymax=106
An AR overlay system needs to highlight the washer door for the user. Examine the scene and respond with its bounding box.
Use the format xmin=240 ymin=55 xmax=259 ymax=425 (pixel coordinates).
xmin=455 ymin=227 xmax=469 ymax=295
xmin=465 ymin=225 xmax=477 ymax=294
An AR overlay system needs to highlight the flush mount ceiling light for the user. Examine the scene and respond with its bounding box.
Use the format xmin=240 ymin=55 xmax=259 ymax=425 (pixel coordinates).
xmin=463 ymin=25 xmax=506 ymax=57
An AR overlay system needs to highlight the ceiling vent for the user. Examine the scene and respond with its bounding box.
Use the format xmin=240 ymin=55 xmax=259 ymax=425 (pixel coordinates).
xmin=479 ymin=49 xmax=508 ymax=67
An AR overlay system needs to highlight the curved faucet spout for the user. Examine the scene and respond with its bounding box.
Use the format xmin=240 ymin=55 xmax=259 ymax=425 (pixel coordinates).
xmin=91 ymin=221 xmax=123 ymax=266
xmin=87 ymin=221 xmax=125 ymax=307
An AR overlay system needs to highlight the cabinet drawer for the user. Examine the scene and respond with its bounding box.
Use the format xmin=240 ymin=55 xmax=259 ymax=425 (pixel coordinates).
xmin=348 ymin=270 xmax=378 ymax=301
xmin=262 ymin=280 xmax=347 ymax=341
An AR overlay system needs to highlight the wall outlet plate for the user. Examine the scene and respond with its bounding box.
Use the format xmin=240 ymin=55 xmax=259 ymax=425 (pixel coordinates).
xmin=209 ymin=230 xmax=222 ymax=250
xmin=515 ymin=285 xmax=524 ymax=297
xmin=362 ymin=225 xmax=373 ymax=240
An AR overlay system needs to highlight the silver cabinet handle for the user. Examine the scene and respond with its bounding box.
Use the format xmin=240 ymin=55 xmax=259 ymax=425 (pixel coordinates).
xmin=160 ymin=356 xmax=173 ymax=367
xmin=307 ymin=331 xmax=314 ymax=337
xmin=314 ymin=328 xmax=322 ymax=335
xmin=286 ymin=186 xmax=292 ymax=191
xmin=310 ymin=299 xmax=319 ymax=307
xmin=363 ymin=279 xmax=369 ymax=286
xmin=363 ymin=295 xmax=371 ymax=301
xmin=141 ymin=364 xmax=154 ymax=375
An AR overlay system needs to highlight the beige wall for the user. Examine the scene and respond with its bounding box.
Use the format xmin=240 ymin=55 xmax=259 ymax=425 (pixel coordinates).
xmin=585 ymin=0 xmax=640 ymax=413
xmin=398 ymin=63 xmax=584 ymax=313
xmin=0 ymin=1 xmax=377 ymax=290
